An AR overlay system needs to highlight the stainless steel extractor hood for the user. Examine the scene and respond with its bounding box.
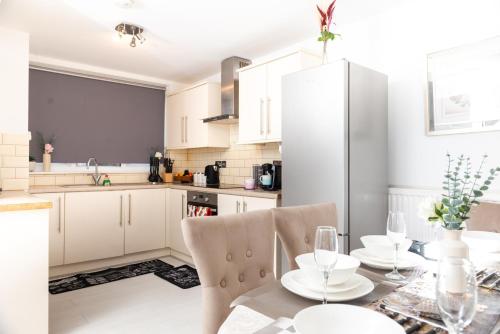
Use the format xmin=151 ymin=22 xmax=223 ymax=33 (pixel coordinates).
xmin=203 ymin=56 xmax=251 ymax=124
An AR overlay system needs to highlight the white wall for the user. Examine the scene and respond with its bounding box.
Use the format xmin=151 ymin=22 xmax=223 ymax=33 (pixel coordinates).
xmin=0 ymin=27 xmax=29 ymax=134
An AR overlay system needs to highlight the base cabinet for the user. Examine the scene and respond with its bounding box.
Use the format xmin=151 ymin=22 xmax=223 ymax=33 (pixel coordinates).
xmin=36 ymin=193 xmax=65 ymax=266
xmin=125 ymin=189 xmax=166 ymax=254
xmin=64 ymin=188 xmax=168 ymax=265
xmin=169 ymin=189 xmax=188 ymax=255
xmin=65 ymin=191 xmax=125 ymax=264
xmin=43 ymin=187 xmax=275 ymax=267
xmin=218 ymin=194 xmax=277 ymax=215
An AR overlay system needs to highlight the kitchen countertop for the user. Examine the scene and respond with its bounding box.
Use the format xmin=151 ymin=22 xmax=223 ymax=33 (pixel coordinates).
xmin=0 ymin=191 xmax=53 ymax=213
xmin=29 ymin=183 xmax=281 ymax=199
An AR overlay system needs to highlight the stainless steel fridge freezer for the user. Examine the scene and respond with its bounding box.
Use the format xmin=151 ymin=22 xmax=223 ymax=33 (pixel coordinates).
xmin=282 ymin=59 xmax=388 ymax=254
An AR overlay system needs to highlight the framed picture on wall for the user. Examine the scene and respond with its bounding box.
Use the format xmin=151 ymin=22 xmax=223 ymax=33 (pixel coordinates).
xmin=426 ymin=35 xmax=500 ymax=135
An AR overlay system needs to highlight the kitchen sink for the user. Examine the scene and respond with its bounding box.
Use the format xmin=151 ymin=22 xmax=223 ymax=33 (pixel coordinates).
xmin=61 ymin=183 xmax=156 ymax=188
xmin=61 ymin=184 xmax=100 ymax=188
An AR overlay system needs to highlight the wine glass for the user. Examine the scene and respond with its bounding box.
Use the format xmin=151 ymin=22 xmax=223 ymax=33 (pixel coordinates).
xmin=314 ymin=226 xmax=339 ymax=304
xmin=436 ymin=257 xmax=477 ymax=334
xmin=385 ymin=211 xmax=407 ymax=281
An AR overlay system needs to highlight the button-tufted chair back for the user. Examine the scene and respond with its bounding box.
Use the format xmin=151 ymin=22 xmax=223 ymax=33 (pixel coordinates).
xmin=467 ymin=202 xmax=500 ymax=232
xmin=272 ymin=203 xmax=337 ymax=270
xmin=181 ymin=209 xmax=275 ymax=334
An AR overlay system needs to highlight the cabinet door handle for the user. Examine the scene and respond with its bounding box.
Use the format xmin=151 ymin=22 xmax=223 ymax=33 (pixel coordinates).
xmin=266 ymin=97 xmax=271 ymax=135
xmin=182 ymin=194 xmax=186 ymax=219
xmin=259 ymin=98 xmax=265 ymax=135
xmin=58 ymin=196 xmax=62 ymax=233
xmin=243 ymin=201 xmax=247 ymax=212
xmin=185 ymin=116 xmax=188 ymax=143
xmin=236 ymin=200 xmax=241 ymax=213
xmin=128 ymin=193 xmax=132 ymax=225
xmin=120 ymin=195 xmax=123 ymax=226
xmin=181 ymin=116 xmax=184 ymax=143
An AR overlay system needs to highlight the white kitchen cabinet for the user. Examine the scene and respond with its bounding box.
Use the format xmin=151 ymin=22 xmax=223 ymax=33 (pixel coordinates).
xmin=169 ymin=189 xmax=188 ymax=255
xmin=218 ymin=193 xmax=242 ymax=215
xmin=218 ymin=194 xmax=277 ymax=215
xmin=36 ymin=193 xmax=65 ymax=266
xmin=238 ymin=51 xmax=320 ymax=144
xmin=166 ymin=92 xmax=185 ymax=149
xmin=165 ymin=189 xmax=170 ymax=249
xmin=124 ymin=189 xmax=166 ymax=254
xmin=239 ymin=65 xmax=268 ymax=143
xmin=65 ymin=191 xmax=125 ymax=264
xmin=244 ymin=196 xmax=278 ymax=212
xmin=166 ymin=82 xmax=229 ymax=149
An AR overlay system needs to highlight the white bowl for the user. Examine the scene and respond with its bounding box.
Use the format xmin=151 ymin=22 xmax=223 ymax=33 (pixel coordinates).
xmin=360 ymin=235 xmax=412 ymax=259
xmin=295 ymin=253 xmax=360 ymax=285
xmin=462 ymin=231 xmax=500 ymax=253
xmin=294 ymin=304 xmax=405 ymax=334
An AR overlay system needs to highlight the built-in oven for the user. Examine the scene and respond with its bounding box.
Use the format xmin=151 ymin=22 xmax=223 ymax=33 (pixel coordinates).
xmin=186 ymin=191 xmax=218 ymax=217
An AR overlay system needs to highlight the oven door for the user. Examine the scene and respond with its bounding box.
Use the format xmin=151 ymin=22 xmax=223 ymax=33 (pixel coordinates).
xmin=186 ymin=202 xmax=218 ymax=217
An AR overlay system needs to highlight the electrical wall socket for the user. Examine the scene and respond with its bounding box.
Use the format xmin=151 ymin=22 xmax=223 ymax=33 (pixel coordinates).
xmin=215 ymin=161 xmax=226 ymax=168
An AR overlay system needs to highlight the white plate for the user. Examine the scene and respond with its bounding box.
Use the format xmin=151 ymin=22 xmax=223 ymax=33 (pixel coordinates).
xmin=350 ymin=248 xmax=424 ymax=270
xmin=292 ymin=270 xmax=364 ymax=293
xmin=281 ymin=270 xmax=374 ymax=302
xmin=294 ymin=304 xmax=405 ymax=334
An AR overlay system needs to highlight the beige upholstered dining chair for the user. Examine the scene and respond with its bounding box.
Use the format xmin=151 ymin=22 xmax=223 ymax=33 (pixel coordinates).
xmin=272 ymin=203 xmax=338 ymax=270
xmin=467 ymin=202 xmax=500 ymax=232
xmin=181 ymin=210 xmax=275 ymax=334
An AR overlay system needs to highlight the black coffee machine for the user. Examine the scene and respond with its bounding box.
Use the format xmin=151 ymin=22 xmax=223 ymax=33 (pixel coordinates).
xmin=260 ymin=161 xmax=282 ymax=191
xmin=204 ymin=164 xmax=220 ymax=187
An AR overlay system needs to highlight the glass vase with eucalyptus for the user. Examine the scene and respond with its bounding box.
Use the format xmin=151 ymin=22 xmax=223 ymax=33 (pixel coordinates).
xmin=436 ymin=257 xmax=477 ymax=334
xmin=314 ymin=226 xmax=339 ymax=304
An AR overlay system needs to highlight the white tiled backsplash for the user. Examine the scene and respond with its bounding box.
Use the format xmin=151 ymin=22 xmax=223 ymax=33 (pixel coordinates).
xmin=28 ymin=125 xmax=281 ymax=187
xmin=29 ymin=173 xmax=149 ymax=187
xmin=0 ymin=133 xmax=30 ymax=190
xmin=169 ymin=125 xmax=281 ymax=185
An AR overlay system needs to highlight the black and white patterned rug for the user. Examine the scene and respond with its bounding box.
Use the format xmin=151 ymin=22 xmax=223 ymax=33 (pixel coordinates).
xmin=154 ymin=264 xmax=200 ymax=289
xmin=49 ymin=259 xmax=200 ymax=294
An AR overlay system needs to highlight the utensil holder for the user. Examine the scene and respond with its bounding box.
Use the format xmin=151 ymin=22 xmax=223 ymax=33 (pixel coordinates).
xmin=163 ymin=173 xmax=173 ymax=183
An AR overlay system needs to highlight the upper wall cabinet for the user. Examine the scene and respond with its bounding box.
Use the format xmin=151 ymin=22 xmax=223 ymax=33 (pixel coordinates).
xmin=166 ymin=82 xmax=229 ymax=149
xmin=238 ymin=51 xmax=320 ymax=144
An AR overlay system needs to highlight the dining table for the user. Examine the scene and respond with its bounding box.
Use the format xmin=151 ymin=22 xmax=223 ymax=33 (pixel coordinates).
xmin=219 ymin=246 xmax=500 ymax=334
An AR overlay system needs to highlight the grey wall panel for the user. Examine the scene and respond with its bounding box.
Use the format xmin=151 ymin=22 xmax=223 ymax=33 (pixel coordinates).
xmin=29 ymin=69 xmax=165 ymax=163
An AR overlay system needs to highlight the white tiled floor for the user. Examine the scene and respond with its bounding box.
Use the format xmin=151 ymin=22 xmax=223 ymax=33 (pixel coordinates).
xmin=49 ymin=257 xmax=202 ymax=334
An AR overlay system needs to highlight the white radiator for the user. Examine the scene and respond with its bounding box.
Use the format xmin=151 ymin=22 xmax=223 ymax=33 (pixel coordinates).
xmin=388 ymin=187 xmax=500 ymax=242
xmin=388 ymin=188 xmax=440 ymax=242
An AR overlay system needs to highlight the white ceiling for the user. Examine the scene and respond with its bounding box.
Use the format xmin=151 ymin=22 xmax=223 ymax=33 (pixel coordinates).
xmin=0 ymin=0 xmax=404 ymax=83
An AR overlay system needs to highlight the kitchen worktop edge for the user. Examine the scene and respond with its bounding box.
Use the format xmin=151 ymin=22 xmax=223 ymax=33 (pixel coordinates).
xmin=29 ymin=183 xmax=281 ymax=199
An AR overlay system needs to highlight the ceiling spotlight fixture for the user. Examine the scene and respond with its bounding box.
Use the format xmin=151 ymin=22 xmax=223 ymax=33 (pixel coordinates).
xmin=115 ymin=23 xmax=146 ymax=48
xmin=114 ymin=0 xmax=135 ymax=9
